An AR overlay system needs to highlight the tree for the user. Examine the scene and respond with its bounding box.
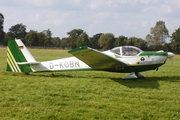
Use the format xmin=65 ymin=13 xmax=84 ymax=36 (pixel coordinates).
xmin=146 ymin=20 xmax=169 ymax=50
xmin=3 ymin=23 xmax=27 ymax=45
xmin=171 ymin=27 xmax=180 ymax=53
xmin=89 ymin=33 xmax=103 ymax=49
xmin=25 ymin=30 xmax=39 ymax=46
xmin=126 ymin=37 xmax=148 ymax=50
xmin=76 ymin=32 xmax=89 ymax=47
xmin=114 ymin=35 xmax=127 ymax=47
xmin=51 ymin=37 xmax=61 ymax=47
xmin=43 ymin=29 xmax=53 ymax=47
xmin=0 ymin=13 xmax=5 ymax=45
xmin=8 ymin=23 xmax=27 ymax=40
xmin=0 ymin=13 xmax=4 ymax=30
xmin=67 ymin=29 xmax=84 ymax=48
xmin=60 ymin=37 xmax=70 ymax=49
xmin=98 ymin=33 xmax=115 ymax=50
xmin=37 ymin=32 xmax=47 ymax=47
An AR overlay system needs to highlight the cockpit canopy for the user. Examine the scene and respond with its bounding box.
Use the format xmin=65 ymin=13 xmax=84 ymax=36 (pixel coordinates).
xmin=110 ymin=46 xmax=142 ymax=56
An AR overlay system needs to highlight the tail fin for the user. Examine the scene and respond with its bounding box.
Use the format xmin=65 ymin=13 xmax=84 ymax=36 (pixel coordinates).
xmin=6 ymin=39 xmax=37 ymax=73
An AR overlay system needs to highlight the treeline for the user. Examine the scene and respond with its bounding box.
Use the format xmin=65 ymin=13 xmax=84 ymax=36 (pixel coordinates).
xmin=0 ymin=13 xmax=180 ymax=53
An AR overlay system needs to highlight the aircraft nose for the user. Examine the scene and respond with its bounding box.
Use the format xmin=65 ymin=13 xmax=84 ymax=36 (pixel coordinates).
xmin=167 ymin=52 xmax=175 ymax=58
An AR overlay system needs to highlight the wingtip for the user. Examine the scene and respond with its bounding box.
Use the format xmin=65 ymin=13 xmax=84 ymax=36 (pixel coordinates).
xmin=68 ymin=46 xmax=88 ymax=53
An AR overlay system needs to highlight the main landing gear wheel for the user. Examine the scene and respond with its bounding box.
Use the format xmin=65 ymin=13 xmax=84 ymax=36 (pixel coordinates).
xmin=135 ymin=72 xmax=146 ymax=79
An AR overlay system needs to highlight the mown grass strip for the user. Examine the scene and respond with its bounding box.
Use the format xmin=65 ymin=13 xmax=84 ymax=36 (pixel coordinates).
xmin=0 ymin=47 xmax=180 ymax=119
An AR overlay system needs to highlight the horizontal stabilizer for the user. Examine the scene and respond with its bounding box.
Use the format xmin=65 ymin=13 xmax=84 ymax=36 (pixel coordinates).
xmin=17 ymin=62 xmax=41 ymax=65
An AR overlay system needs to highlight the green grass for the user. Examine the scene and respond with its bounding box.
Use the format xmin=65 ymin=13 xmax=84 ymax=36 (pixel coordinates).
xmin=0 ymin=47 xmax=180 ymax=120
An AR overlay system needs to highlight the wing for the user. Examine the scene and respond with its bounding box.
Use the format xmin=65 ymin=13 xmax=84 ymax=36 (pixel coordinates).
xmin=68 ymin=46 xmax=127 ymax=71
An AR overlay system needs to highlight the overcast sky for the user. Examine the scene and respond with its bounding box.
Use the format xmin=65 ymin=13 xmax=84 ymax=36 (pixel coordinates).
xmin=1 ymin=0 xmax=180 ymax=39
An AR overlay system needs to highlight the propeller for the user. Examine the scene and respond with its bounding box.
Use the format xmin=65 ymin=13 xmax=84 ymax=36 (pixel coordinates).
xmin=157 ymin=49 xmax=175 ymax=62
xmin=167 ymin=52 xmax=174 ymax=63
xmin=167 ymin=52 xmax=174 ymax=58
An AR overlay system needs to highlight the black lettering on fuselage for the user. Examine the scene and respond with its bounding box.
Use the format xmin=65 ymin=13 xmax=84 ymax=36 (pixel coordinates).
xmin=59 ymin=62 xmax=64 ymax=68
xmin=74 ymin=61 xmax=80 ymax=67
xmin=64 ymin=61 xmax=69 ymax=68
xmin=59 ymin=61 xmax=80 ymax=68
xmin=49 ymin=62 xmax=54 ymax=69
xmin=69 ymin=61 xmax=74 ymax=68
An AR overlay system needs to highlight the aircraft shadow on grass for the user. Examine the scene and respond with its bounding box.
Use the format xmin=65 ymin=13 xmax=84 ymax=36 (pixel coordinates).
xmin=111 ymin=75 xmax=180 ymax=89
xmin=110 ymin=78 xmax=160 ymax=89
xmin=30 ymin=73 xmax=180 ymax=90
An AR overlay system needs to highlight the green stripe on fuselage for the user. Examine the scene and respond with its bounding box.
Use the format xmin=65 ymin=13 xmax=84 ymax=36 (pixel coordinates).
xmin=139 ymin=52 xmax=167 ymax=56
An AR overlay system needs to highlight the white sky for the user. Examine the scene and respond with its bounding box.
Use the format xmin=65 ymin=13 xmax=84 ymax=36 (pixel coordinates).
xmin=1 ymin=0 xmax=180 ymax=39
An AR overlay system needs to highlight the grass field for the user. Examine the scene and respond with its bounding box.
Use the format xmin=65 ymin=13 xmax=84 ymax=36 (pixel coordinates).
xmin=0 ymin=47 xmax=180 ymax=120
